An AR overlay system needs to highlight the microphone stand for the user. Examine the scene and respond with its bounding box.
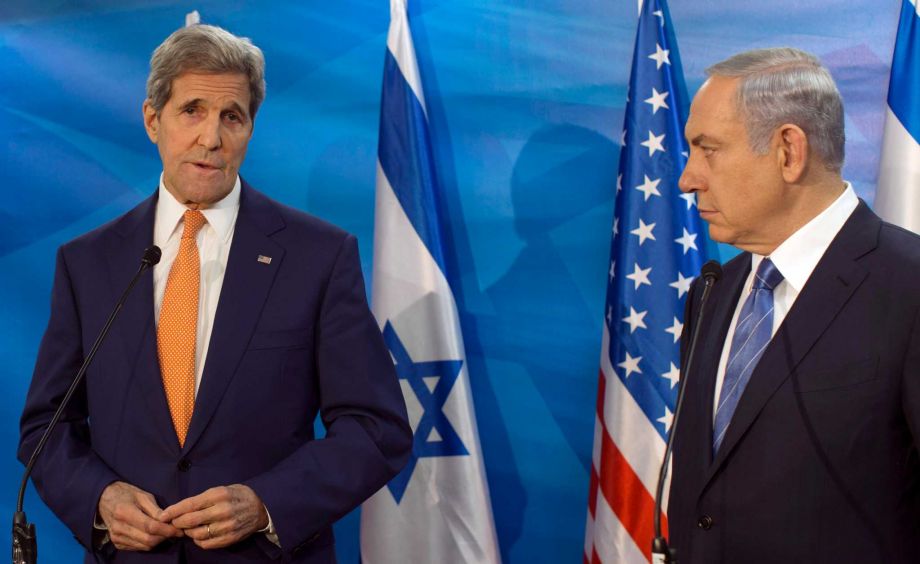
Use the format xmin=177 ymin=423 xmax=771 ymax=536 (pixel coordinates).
xmin=13 ymin=246 xmax=161 ymax=564
xmin=652 ymin=261 xmax=722 ymax=564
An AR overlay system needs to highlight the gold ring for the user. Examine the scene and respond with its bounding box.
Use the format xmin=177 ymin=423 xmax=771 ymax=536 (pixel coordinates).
xmin=206 ymin=524 xmax=213 ymax=539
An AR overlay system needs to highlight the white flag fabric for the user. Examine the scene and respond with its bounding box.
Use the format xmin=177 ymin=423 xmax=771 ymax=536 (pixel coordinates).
xmin=873 ymin=0 xmax=920 ymax=232
xmin=359 ymin=1 xmax=501 ymax=563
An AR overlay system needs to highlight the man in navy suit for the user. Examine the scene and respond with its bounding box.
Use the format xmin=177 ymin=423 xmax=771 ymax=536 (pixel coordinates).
xmin=670 ymin=47 xmax=920 ymax=563
xmin=18 ymin=24 xmax=411 ymax=563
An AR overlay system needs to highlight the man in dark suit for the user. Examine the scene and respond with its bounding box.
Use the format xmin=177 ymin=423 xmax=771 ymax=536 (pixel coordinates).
xmin=670 ymin=47 xmax=920 ymax=563
xmin=18 ymin=24 xmax=411 ymax=563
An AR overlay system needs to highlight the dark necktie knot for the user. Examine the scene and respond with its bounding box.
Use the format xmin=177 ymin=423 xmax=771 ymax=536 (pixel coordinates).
xmin=753 ymin=258 xmax=784 ymax=291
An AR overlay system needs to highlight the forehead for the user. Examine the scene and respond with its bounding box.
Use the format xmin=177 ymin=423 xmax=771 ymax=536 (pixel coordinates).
xmin=168 ymin=72 xmax=250 ymax=107
xmin=685 ymin=76 xmax=743 ymax=139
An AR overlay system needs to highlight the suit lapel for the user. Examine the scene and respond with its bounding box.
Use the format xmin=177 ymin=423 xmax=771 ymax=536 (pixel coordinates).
xmin=683 ymin=256 xmax=748 ymax=474
xmin=182 ymin=183 xmax=286 ymax=453
xmin=106 ymin=193 xmax=180 ymax=454
xmin=705 ymin=202 xmax=878 ymax=481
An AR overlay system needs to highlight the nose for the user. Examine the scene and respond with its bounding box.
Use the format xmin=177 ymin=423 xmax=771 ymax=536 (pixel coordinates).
xmin=678 ymin=150 xmax=704 ymax=194
xmin=197 ymin=114 xmax=222 ymax=151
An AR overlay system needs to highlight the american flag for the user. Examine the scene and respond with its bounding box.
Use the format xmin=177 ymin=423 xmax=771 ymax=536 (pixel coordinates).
xmin=873 ymin=0 xmax=920 ymax=233
xmin=583 ymin=0 xmax=709 ymax=562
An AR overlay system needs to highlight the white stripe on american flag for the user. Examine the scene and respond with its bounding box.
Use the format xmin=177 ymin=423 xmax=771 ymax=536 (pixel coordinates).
xmin=590 ymin=485 xmax=649 ymax=563
xmin=584 ymin=328 xmax=671 ymax=563
xmin=599 ymin=329 xmax=666 ymax=496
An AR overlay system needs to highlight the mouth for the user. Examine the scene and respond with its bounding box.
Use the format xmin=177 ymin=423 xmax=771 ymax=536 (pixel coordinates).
xmin=190 ymin=161 xmax=224 ymax=172
xmin=698 ymin=208 xmax=717 ymax=219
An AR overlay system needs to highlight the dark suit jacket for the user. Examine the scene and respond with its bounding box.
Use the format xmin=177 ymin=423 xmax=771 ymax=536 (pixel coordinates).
xmin=18 ymin=182 xmax=412 ymax=563
xmin=669 ymin=202 xmax=920 ymax=564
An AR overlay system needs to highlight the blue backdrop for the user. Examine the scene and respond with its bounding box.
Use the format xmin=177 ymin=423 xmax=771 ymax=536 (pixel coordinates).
xmin=0 ymin=1 xmax=901 ymax=561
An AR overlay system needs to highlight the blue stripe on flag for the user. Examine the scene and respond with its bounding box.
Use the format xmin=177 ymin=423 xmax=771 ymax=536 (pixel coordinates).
xmin=378 ymin=49 xmax=447 ymax=271
xmin=889 ymin=0 xmax=920 ymax=144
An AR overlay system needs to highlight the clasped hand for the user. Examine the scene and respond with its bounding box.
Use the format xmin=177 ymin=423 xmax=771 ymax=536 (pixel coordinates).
xmin=98 ymin=481 xmax=269 ymax=551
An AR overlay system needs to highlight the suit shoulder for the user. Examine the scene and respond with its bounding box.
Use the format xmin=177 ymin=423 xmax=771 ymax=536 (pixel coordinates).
xmin=246 ymin=187 xmax=357 ymax=262
xmin=58 ymin=196 xmax=154 ymax=257
xmin=874 ymin=220 xmax=920 ymax=267
xmin=271 ymin=200 xmax=351 ymax=242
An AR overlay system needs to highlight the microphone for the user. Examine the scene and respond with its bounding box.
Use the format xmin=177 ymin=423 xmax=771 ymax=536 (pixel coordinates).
xmin=651 ymin=259 xmax=722 ymax=564
xmin=13 ymin=246 xmax=161 ymax=564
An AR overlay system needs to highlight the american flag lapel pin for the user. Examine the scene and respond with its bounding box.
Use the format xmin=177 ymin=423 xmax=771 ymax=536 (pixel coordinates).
xmin=257 ymin=255 xmax=272 ymax=265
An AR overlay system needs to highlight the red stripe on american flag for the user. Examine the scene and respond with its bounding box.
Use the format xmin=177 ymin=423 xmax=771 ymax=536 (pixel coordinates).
xmin=595 ymin=369 xmax=668 ymax=561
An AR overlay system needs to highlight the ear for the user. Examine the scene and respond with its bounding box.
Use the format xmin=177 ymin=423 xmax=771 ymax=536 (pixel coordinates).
xmin=776 ymin=124 xmax=808 ymax=183
xmin=142 ymin=100 xmax=159 ymax=143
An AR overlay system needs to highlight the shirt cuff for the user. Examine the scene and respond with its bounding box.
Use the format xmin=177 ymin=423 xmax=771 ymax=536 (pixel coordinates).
xmin=93 ymin=512 xmax=110 ymax=548
xmin=258 ymin=507 xmax=280 ymax=547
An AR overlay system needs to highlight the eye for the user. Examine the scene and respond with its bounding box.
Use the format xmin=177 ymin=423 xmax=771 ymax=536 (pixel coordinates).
xmin=702 ymin=146 xmax=716 ymax=157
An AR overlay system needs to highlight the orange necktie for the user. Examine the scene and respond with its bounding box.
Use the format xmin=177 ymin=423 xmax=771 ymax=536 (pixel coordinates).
xmin=157 ymin=209 xmax=206 ymax=446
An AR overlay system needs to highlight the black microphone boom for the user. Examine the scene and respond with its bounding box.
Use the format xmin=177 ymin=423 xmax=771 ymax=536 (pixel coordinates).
xmin=12 ymin=246 xmax=161 ymax=564
xmin=651 ymin=259 xmax=722 ymax=564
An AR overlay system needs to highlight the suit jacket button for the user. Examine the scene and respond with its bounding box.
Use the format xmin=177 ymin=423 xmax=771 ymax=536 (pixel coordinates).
xmin=697 ymin=515 xmax=713 ymax=530
xmin=177 ymin=458 xmax=191 ymax=472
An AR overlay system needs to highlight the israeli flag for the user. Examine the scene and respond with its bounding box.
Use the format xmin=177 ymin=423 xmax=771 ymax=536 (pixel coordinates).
xmin=874 ymin=0 xmax=920 ymax=232
xmin=359 ymin=1 xmax=501 ymax=562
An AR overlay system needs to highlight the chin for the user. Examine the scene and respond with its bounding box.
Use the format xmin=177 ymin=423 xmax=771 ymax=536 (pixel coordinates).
xmin=706 ymin=225 xmax=734 ymax=246
xmin=187 ymin=183 xmax=233 ymax=205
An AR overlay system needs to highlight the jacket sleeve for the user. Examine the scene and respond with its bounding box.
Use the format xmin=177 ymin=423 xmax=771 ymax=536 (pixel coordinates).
xmin=244 ymin=234 xmax=412 ymax=554
xmin=18 ymin=246 xmax=121 ymax=551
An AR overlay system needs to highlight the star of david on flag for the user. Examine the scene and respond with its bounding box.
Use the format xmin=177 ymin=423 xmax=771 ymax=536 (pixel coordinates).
xmin=583 ymin=0 xmax=711 ymax=562
xmin=382 ymin=322 xmax=468 ymax=502
xmin=360 ymin=1 xmax=500 ymax=562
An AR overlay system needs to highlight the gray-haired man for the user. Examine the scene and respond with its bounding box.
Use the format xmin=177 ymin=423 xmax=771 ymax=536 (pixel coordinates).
xmin=19 ymin=24 xmax=411 ymax=563
xmin=670 ymin=47 xmax=920 ymax=563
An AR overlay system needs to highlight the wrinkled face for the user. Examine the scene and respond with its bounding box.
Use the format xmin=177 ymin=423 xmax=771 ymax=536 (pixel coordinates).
xmin=678 ymin=76 xmax=789 ymax=252
xmin=143 ymin=72 xmax=253 ymax=208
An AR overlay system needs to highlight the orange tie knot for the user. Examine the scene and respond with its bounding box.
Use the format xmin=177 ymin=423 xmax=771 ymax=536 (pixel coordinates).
xmin=182 ymin=210 xmax=207 ymax=239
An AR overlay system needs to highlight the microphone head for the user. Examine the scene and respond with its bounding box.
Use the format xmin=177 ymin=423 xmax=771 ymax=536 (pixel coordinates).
xmin=700 ymin=259 xmax=722 ymax=282
xmin=142 ymin=246 xmax=162 ymax=267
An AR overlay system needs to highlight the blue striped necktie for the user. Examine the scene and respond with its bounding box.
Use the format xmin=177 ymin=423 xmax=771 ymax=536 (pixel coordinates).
xmin=713 ymin=258 xmax=784 ymax=456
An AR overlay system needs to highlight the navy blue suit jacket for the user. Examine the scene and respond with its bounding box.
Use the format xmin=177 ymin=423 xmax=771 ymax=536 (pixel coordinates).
xmin=19 ymin=182 xmax=412 ymax=563
xmin=670 ymin=202 xmax=920 ymax=563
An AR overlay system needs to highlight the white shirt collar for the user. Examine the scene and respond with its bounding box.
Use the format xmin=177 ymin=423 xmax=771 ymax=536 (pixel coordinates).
xmin=154 ymin=174 xmax=241 ymax=245
xmin=751 ymin=182 xmax=859 ymax=292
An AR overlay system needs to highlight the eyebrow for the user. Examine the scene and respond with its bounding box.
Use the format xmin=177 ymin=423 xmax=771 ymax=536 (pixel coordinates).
xmin=177 ymin=98 xmax=250 ymax=120
xmin=689 ymin=134 xmax=719 ymax=146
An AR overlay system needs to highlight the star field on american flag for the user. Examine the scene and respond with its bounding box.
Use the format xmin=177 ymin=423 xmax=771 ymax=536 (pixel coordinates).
xmin=604 ymin=0 xmax=710 ymax=441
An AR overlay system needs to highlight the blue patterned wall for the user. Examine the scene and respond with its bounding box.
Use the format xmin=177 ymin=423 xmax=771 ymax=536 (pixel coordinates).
xmin=0 ymin=1 xmax=900 ymax=561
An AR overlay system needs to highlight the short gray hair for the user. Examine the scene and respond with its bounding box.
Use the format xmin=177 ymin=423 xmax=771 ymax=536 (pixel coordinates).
xmin=706 ymin=47 xmax=845 ymax=172
xmin=146 ymin=24 xmax=266 ymax=119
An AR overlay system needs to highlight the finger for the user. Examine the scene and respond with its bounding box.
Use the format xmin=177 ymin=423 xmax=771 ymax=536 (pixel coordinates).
xmin=160 ymin=487 xmax=227 ymax=522
xmin=135 ymin=494 xmax=183 ymax=537
xmin=192 ymin=529 xmax=240 ymax=551
xmin=186 ymin=520 xmax=239 ymax=549
xmin=170 ymin=503 xmax=228 ymax=530
xmin=109 ymin=521 xmax=167 ymax=551
xmin=135 ymin=491 xmax=164 ymax=519
xmin=183 ymin=523 xmax=212 ymax=541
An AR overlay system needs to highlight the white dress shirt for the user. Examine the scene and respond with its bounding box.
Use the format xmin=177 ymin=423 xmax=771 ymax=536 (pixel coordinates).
xmin=712 ymin=183 xmax=859 ymax=418
xmin=153 ymin=175 xmax=240 ymax=394
xmin=152 ymin=175 xmax=278 ymax=544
